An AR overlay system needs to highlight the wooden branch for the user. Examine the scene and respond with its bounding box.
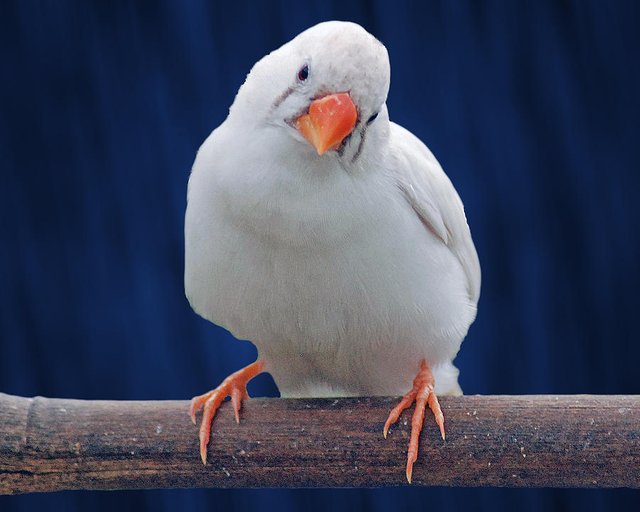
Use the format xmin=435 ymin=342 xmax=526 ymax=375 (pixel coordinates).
xmin=1 ymin=392 xmax=639 ymax=494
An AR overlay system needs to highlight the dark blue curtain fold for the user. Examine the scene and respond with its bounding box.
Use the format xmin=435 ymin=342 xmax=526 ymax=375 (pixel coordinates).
xmin=1 ymin=1 xmax=639 ymax=510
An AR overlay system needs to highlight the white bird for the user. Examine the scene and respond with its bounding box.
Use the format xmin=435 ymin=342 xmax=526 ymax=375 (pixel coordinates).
xmin=186 ymin=21 xmax=480 ymax=483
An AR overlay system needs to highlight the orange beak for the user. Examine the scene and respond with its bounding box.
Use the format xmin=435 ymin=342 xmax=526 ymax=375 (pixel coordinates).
xmin=295 ymin=93 xmax=358 ymax=155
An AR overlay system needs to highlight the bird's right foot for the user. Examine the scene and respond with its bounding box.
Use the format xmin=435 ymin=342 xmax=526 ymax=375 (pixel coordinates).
xmin=190 ymin=360 xmax=264 ymax=464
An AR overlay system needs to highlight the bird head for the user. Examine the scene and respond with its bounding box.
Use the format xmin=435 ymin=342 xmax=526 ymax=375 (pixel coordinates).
xmin=230 ymin=21 xmax=391 ymax=165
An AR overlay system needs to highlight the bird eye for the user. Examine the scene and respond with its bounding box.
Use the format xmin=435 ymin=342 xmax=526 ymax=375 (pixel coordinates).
xmin=297 ymin=65 xmax=309 ymax=82
xmin=367 ymin=112 xmax=379 ymax=125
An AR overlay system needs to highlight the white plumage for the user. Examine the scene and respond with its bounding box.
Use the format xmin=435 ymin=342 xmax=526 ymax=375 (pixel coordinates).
xmin=185 ymin=21 xmax=480 ymax=400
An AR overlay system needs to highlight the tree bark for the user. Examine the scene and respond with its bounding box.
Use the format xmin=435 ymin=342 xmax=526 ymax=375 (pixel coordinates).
xmin=1 ymin=392 xmax=638 ymax=494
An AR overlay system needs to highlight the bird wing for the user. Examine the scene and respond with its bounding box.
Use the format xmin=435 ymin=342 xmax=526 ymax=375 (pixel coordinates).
xmin=387 ymin=122 xmax=481 ymax=305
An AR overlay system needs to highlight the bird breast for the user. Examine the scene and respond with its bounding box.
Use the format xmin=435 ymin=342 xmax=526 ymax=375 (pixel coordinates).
xmin=184 ymin=134 xmax=475 ymax=395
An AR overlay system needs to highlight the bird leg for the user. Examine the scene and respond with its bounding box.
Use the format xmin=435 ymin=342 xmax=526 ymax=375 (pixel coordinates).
xmin=190 ymin=360 xmax=265 ymax=464
xmin=383 ymin=359 xmax=445 ymax=483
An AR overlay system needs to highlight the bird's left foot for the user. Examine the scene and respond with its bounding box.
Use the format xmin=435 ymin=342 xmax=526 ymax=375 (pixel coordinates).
xmin=383 ymin=359 xmax=445 ymax=484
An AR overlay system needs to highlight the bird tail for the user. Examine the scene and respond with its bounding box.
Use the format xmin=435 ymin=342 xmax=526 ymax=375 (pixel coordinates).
xmin=433 ymin=360 xmax=463 ymax=396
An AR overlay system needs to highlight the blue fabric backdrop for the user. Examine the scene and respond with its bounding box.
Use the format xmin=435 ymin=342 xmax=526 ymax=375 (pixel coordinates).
xmin=1 ymin=1 xmax=639 ymax=510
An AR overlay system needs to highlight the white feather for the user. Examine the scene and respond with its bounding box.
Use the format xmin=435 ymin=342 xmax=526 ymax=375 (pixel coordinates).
xmin=184 ymin=21 xmax=480 ymax=398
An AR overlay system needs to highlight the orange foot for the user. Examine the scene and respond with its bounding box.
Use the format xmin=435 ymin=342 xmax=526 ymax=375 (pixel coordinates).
xmin=190 ymin=360 xmax=264 ymax=464
xmin=383 ymin=359 xmax=445 ymax=484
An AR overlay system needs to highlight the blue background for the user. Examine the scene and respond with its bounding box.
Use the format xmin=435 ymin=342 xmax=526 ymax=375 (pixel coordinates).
xmin=1 ymin=0 xmax=639 ymax=510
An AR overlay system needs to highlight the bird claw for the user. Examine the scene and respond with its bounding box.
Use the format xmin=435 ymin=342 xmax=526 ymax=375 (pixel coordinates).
xmin=190 ymin=360 xmax=264 ymax=464
xmin=383 ymin=359 xmax=445 ymax=483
